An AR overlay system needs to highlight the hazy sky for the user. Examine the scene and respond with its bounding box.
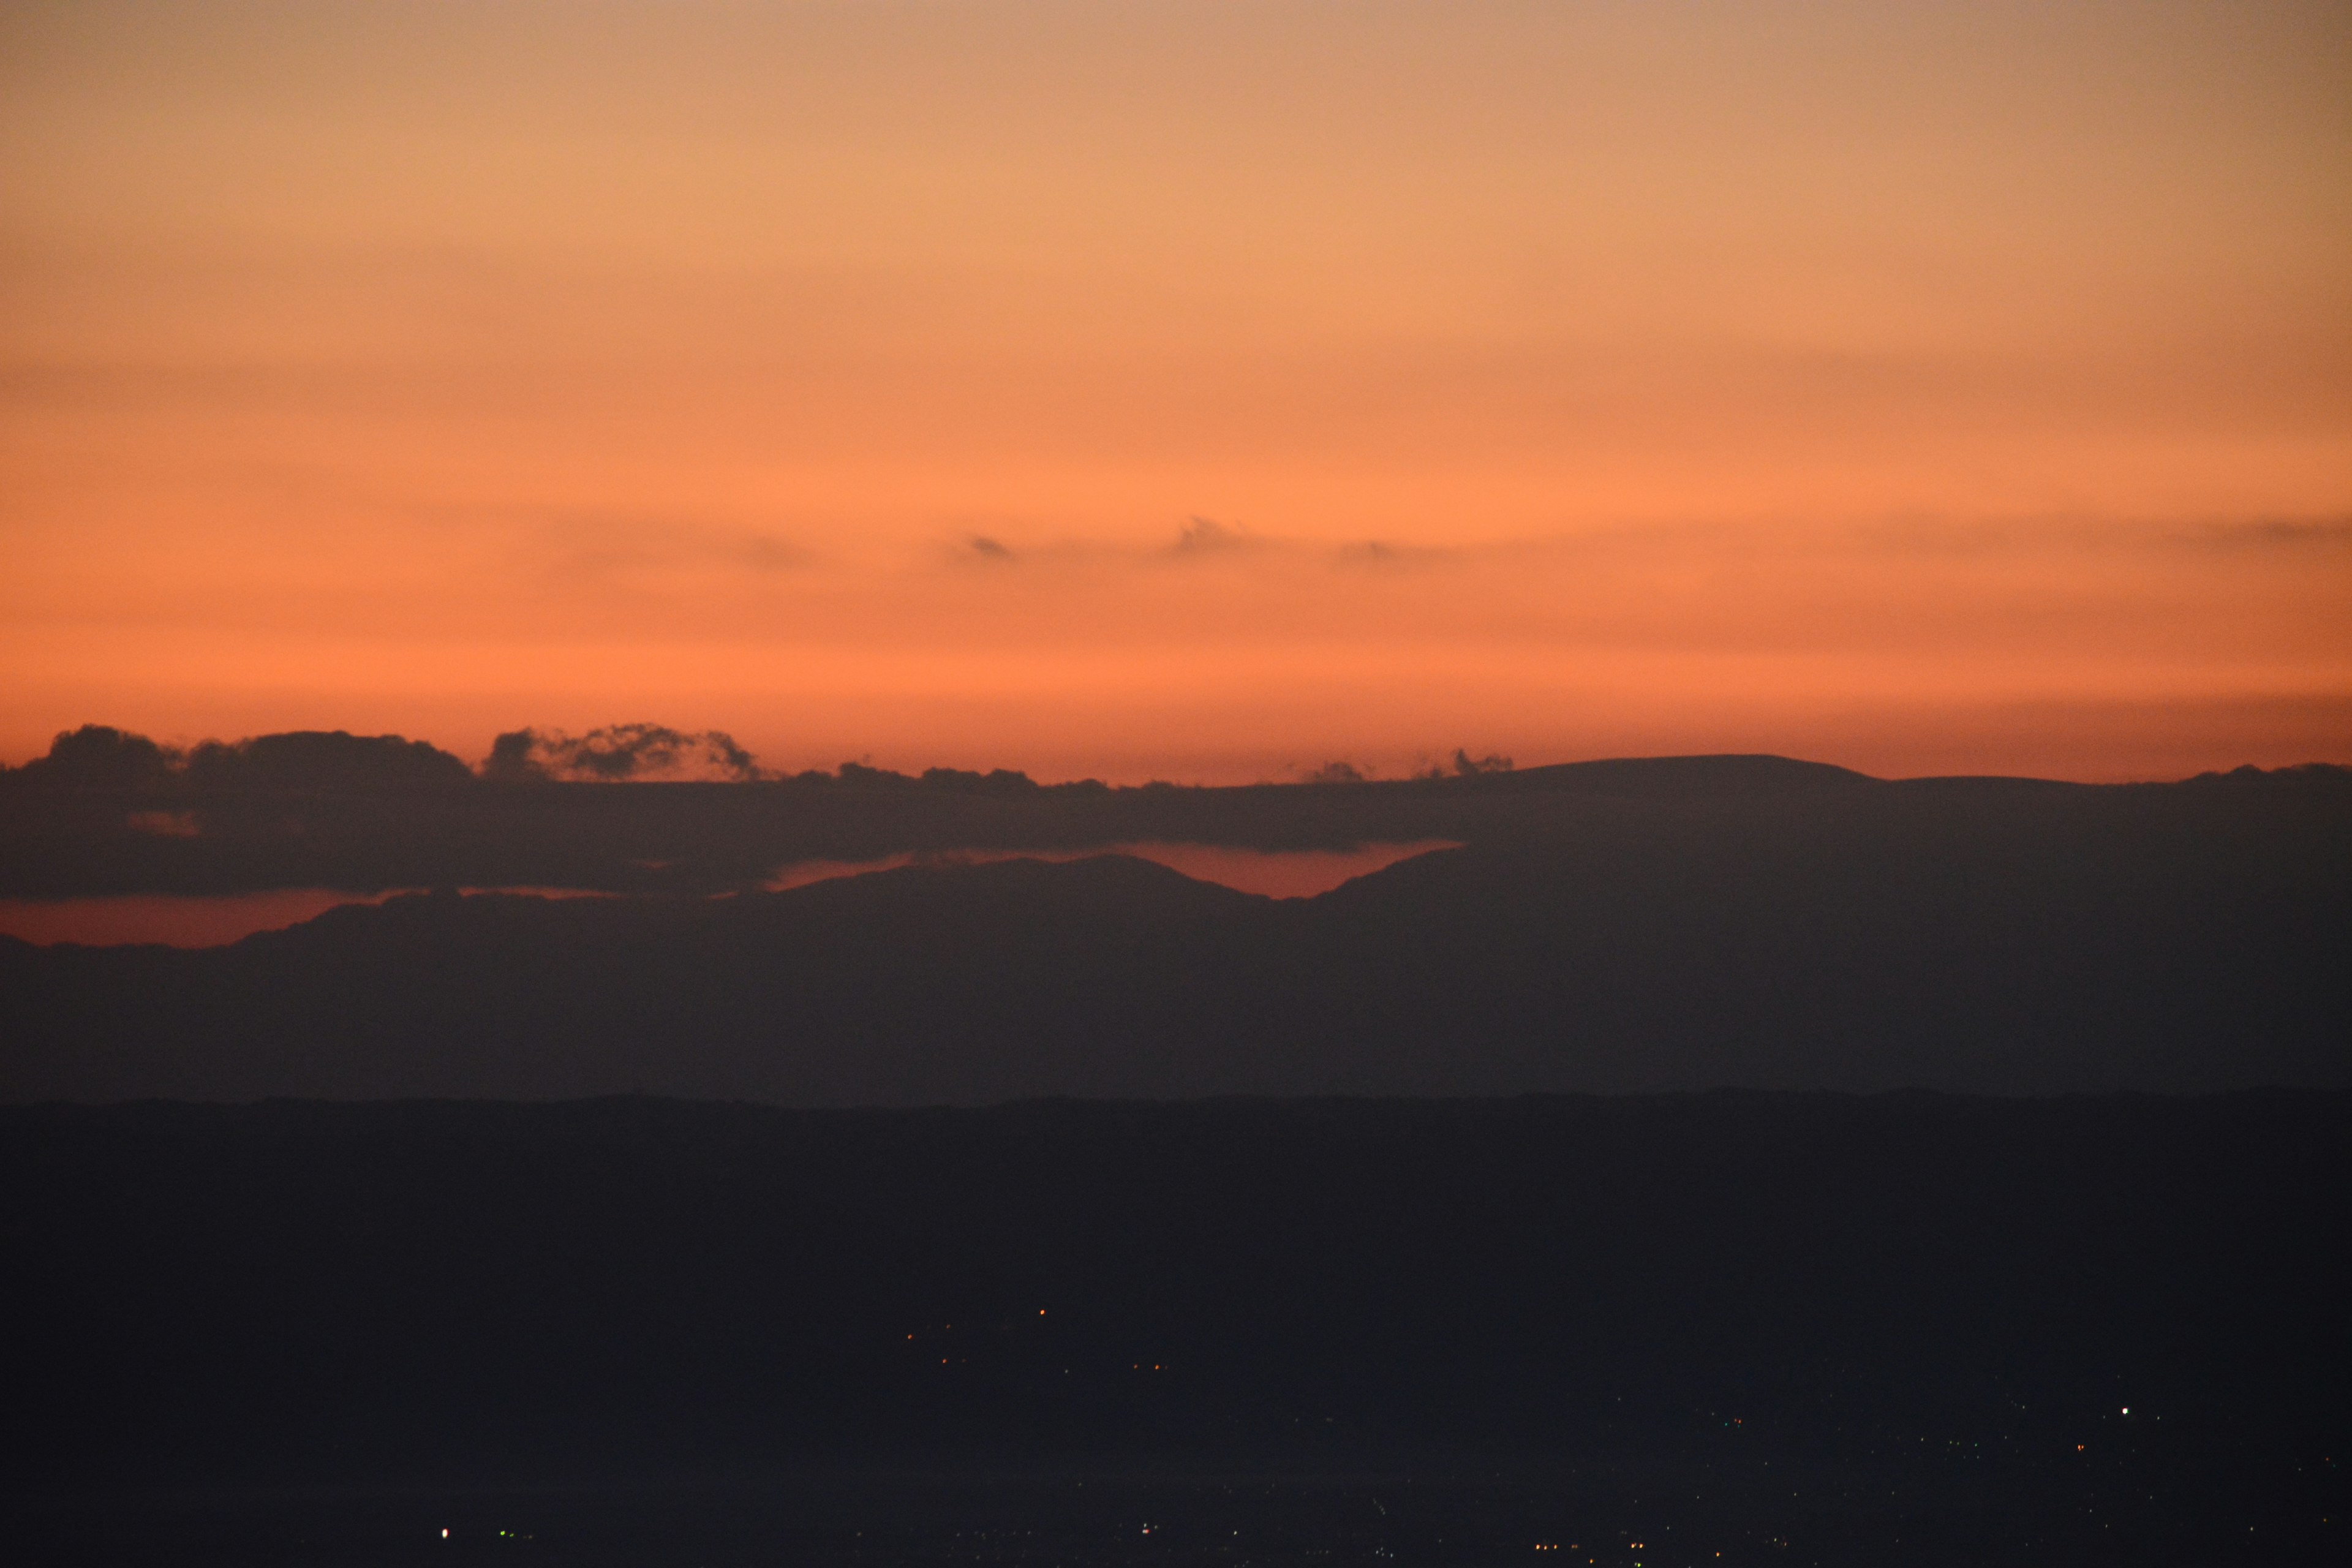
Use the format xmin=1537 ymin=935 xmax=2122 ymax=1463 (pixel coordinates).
xmin=4 ymin=0 xmax=2346 ymax=780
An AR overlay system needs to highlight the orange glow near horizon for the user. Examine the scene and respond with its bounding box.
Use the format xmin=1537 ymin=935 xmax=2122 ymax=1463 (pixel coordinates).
xmin=4 ymin=1 xmax=2348 ymax=782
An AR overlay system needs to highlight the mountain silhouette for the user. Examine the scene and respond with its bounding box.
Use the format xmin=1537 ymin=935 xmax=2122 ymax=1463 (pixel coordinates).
xmin=7 ymin=763 xmax=2344 ymax=1101
xmin=1 ymin=740 xmax=1896 ymax=898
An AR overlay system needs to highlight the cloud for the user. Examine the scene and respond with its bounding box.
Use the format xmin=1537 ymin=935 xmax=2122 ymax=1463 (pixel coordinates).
xmin=484 ymin=723 xmax=767 ymax=782
xmin=966 ymin=535 xmax=1016 ymax=561
xmin=9 ymin=726 xmax=181 ymax=790
xmin=1451 ymin=749 xmax=1515 ymax=776
xmin=5 ymin=726 xmax=472 ymax=793
xmin=1169 ymin=516 xmax=1251 ymax=557
xmin=184 ymin=732 xmax=477 ymax=792
xmin=2181 ymin=518 xmax=2352 ymax=553
xmin=719 ymin=533 xmax=813 ymax=572
xmin=1330 ymin=538 xmax=1464 ymax=569
xmin=518 ymin=511 xmax=813 ymax=581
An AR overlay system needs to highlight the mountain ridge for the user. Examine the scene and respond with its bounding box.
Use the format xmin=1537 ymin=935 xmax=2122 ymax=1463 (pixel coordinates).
xmin=7 ymin=766 xmax=2343 ymax=1102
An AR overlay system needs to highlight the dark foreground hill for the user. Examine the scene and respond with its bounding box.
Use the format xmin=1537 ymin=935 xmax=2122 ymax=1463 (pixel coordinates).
xmin=6 ymin=766 xmax=2348 ymax=1101
xmin=2 ymin=1093 xmax=2344 ymax=1564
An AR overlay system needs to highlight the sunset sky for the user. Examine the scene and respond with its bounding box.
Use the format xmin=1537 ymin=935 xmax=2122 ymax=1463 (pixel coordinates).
xmin=4 ymin=0 xmax=2346 ymax=782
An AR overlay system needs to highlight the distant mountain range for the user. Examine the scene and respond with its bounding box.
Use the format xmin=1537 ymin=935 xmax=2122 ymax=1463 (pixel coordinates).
xmin=6 ymin=755 xmax=2345 ymax=1101
xmin=5 ymin=730 xmax=1900 ymax=899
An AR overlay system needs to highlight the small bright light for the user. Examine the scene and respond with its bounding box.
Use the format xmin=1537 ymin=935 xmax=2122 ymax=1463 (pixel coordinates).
xmin=2122 ymin=1406 xmax=2130 ymax=1414
xmin=440 ymin=1529 xmax=449 ymax=1539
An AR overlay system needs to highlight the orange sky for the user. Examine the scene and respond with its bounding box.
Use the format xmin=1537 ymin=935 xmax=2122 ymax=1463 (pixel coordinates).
xmin=3 ymin=0 xmax=2347 ymax=782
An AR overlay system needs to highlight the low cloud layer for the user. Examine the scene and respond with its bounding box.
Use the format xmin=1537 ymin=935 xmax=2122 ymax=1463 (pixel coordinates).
xmin=484 ymin=723 xmax=766 ymax=782
xmin=7 ymin=726 xmax=476 ymax=793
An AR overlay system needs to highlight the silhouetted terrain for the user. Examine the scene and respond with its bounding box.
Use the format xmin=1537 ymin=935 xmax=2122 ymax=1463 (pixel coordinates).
xmin=4 ymin=1094 xmax=2344 ymax=1563
xmin=0 ymin=728 xmax=1890 ymax=899
xmin=6 ymin=739 xmax=2347 ymax=1559
xmin=6 ymin=758 xmax=2346 ymax=1100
